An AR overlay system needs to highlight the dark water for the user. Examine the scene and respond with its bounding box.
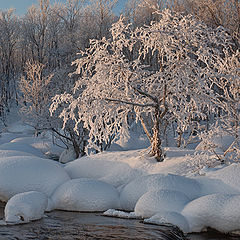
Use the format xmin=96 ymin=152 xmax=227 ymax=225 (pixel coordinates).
xmin=0 ymin=209 xmax=239 ymax=240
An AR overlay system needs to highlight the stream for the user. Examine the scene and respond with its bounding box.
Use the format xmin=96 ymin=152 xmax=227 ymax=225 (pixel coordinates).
xmin=0 ymin=208 xmax=239 ymax=240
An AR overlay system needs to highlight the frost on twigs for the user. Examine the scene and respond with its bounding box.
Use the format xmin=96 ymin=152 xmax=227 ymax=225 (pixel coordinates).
xmin=50 ymin=9 xmax=238 ymax=161
xmin=197 ymin=124 xmax=240 ymax=164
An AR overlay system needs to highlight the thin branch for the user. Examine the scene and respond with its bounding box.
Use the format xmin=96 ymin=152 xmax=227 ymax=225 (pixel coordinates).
xmin=105 ymin=98 xmax=155 ymax=108
xmin=50 ymin=127 xmax=72 ymax=142
xmin=160 ymin=84 xmax=168 ymax=118
xmin=131 ymin=86 xmax=159 ymax=103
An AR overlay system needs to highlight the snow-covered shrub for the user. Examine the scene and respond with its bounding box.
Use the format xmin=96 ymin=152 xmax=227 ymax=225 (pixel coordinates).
xmin=196 ymin=124 xmax=239 ymax=163
xmin=19 ymin=61 xmax=88 ymax=158
xmin=187 ymin=152 xmax=219 ymax=176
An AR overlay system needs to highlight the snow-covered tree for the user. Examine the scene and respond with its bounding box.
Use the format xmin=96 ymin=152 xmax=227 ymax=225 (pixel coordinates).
xmin=19 ymin=61 xmax=88 ymax=158
xmin=51 ymin=9 xmax=236 ymax=161
xmin=174 ymin=0 xmax=240 ymax=48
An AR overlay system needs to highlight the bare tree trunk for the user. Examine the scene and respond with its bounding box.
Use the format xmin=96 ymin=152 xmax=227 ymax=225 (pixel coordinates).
xmin=177 ymin=129 xmax=183 ymax=148
xmin=149 ymin=106 xmax=164 ymax=162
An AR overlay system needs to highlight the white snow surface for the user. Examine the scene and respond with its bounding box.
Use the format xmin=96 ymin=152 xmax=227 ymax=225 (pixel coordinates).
xmin=4 ymin=191 xmax=48 ymax=224
xmin=103 ymin=209 xmax=138 ymax=219
xmin=0 ymin=150 xmax=34 ymax=158
xmin=65 ymin=157 xmax=143 ymax=187
xmin=205 ymin=164 xmax=240 ymax=192
xmin=0 ymin=142 xmax=44 ymax=158
xmin=59 ymin=147 xmax=77 ymax=163
xmin=182 ymin=193 xmax=240 ymax=233
xmin=134 ymin=189 xmax=190 ymax=218
xmin=0 ymin=133 xmax=28 ymax=145
xmin=0 ymin=156 xmax=70 ymax=201
xmin=144 ymin=211 xmax=190 ymax=233
xmin=11 ymin=136 xmax=65 ymax=157
xmin=1 ymin=113 xmax=240 ymax=234
xmin=51 ymin=178 xmax=119 ymax=212
xmin=119 ymin=174 xmax=201 ymax=211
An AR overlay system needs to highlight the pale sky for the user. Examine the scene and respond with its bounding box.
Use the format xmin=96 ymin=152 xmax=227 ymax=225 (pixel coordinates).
xmin=0 ymin=0 xmax=127 ymax=16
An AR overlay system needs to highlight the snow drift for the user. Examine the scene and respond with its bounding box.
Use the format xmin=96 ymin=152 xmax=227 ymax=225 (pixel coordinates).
xmin=51 ymin=178 xmax=119 ymax=212
xmin=120 ymin=174 xmax=201 ymax=211
xmin=135 ymin=189 xmax=190 ymax=218
xmin=0 ymin=156 xmax=70 ymax=201
xmin=182 ymin=193 xmax=240 ymax=233
xmin=4 ymin=191 xmax=48 ymax=224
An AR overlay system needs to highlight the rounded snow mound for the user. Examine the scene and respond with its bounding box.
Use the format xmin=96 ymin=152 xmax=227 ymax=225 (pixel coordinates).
xmin=51 ymin=178 xmax=119 ymax=212
xmin=0 ymin=150 xmax=34 ymax=158
xmin=120 ymin=174 xmax=201 ymax=211
xmin=5 ymin=191 xmax=48 ymax=224
xmin=100 ymin=168 xmax=143 ymax=188
xmin=65 ymin=158 xmax=139 ymax=187
xmin=206 ymin=164 xmax=240 ymax=192
xmin=135 ymin=190 xmax=190 ymax=218
xmin=0 ymin=133 xmax=27 ymax=145
xmin=0 ymin=142 xmax=44 ymax=158
xmin=195 ymin=177 xmax=240 ymax=196
xmin=182 ymin=193 xmax=240 ymax=233
xmin=6 ymin=122 xmax=35 ymax=134
xmin=144 ymin=211 xmax=189 ymax=233
xmin=11 ymin=136 xmax=39 ymax=144
xmin=0 ymin=156 xmax=70 ymax=201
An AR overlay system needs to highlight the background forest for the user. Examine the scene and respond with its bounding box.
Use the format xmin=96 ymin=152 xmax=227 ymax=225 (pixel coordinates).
xmin=0 ymin=0 xmax=239 ymax=163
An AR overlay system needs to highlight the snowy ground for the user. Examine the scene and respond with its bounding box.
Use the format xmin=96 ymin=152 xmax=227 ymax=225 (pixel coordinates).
xmin=0 ymin=108 xmax=240 ymax=235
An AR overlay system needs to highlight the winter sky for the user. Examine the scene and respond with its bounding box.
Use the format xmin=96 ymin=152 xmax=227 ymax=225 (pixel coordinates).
xmin=0 ymin=0 xmax=127 ymax=15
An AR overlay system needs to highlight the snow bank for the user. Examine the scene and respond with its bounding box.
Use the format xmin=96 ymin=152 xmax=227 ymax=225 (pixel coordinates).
xmin=6 ymin=122 xmax=35 ymax=134
xmin=120 ymin=174 xmax=201 ymax=211
xmin=11 ymin=136 xmax=64 ymax=158
xmin=182 ymin=193 xmax=240 ymax=233
xmin=51 ymin=178 xmax=119 ymax=212
xmin=65 ymin=158 xmax=142 ymax=187
xmin=11 ymin=136 xmax=39 ymax=144
xmin=115 ymin=132 xmax=150 ymax=151
xmin=0 ymin=156 xmax=70 ymax=201
xmin=195 ymin=176 xmax=240 ymax=196
xmin=0 ymin=150 xmax=34 ymax=158
xmin=65 ymin=158 xmax=130 ymax=179
xmin=100 ymin=168 xmax=143 ymax=188
xmin=59 ymin=147 xmax=77 ymax=163
xmin=0 ymin=142 xmax=44 ymax=158
xmin=134 ymin=190 xmax=190 ymax=218
xmin=4 ymin=191 xmax=48 ymax=224
xmin=144 ymin=211 xmax=189 ymax=233
xmin=0 ymin=133 xmax=27 ymax=145
xmin=206 ymin=164 xmax=240 ymax=192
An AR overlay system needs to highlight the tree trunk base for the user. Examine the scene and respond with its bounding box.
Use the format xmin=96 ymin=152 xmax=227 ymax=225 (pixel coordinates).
xmin=149 ymin=148 xmax=164 ymax=162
